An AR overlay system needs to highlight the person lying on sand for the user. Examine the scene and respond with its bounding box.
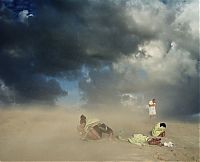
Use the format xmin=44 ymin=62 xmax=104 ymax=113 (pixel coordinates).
xmin=117 ymin=133 xmax=163 ymax=146
xmin=152 ymin=122 xmax=166 ymax=137
xmin=77 ymin=114 xmax=114 ymax=140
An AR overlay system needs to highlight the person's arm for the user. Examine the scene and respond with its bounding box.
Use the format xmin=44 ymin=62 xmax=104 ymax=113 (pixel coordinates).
xmin=159 ymin=131 xmax=165 ymax=137
xmin=77 ymin=125 xmax=86 ymax=135
xmin=149 ymin=101 xmax=153 ymax=107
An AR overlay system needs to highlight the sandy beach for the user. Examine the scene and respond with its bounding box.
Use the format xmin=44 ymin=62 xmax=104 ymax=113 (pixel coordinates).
xmin=0 ymin=105 xmax=199 ymax=161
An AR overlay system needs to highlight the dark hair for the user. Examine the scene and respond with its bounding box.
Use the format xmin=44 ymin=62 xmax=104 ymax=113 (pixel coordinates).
xmin=80 ymin=114 xmax=86 ymax=124
xmin=80 ymin=114 xmax=86 ymax=120
xmin=160 ymin=123 xmax=166 ymax=128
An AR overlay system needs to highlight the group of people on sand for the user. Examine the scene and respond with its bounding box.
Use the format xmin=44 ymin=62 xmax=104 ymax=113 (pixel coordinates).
xmin=77 ymin=113 xmax=168 ymax=147
xmin=77 ymin=98 xmax=174 ymax=147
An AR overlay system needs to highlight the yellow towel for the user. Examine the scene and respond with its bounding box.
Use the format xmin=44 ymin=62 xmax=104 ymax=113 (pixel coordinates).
xmin=128 ymin=134 xmax=149 ymax=146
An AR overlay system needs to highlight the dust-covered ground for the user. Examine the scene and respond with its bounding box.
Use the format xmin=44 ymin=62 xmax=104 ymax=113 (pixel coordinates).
xmin=0 ymin=105 xmax=199 ymax=161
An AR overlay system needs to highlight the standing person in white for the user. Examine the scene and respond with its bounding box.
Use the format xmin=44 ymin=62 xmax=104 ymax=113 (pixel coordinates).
xmin=148 ymin=98 xmax=156 ymax=119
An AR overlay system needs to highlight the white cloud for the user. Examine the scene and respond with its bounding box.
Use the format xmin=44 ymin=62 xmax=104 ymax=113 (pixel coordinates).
xmin=113 ymin=39 xmax=197 ymax=85
xmin=172 ymin=0 xmax=199 ymax=39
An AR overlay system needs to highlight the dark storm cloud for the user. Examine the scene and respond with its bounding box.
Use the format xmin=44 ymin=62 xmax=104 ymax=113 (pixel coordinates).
xmin=0 ymin=0 xmax=151 ymax=104
xmin=0 ymin=0 xmax=161 ymax=104
xmin=0 ymin=48 xmax=67 ymax=104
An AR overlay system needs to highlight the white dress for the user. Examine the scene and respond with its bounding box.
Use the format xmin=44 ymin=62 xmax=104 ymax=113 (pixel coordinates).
xmin=149 ymin=100 xmax=156 ymax=115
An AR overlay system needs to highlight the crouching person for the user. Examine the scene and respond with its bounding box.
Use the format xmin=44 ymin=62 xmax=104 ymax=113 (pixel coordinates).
xmin=152 ymin=122 xmax=166 ymax=137
xmin=77 ymin=114 xmax=113 ymax=140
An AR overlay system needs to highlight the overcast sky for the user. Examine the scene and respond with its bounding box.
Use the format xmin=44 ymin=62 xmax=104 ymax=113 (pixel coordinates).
xmin=0 ymin=0 xmax=199 ymax=117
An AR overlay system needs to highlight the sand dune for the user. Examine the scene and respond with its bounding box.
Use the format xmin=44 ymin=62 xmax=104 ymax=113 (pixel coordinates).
xmin=0 ymin=105 xmax=199 ymax=161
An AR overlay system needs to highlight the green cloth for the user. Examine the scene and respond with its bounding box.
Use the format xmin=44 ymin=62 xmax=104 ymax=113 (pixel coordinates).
xmin=152 ymin=123 xmax=166 ymax=137
xmin=128 ymin=134 xmax=149 ymax=146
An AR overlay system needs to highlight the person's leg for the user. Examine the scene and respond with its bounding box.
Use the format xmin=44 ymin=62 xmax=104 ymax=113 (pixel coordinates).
xmin=98 ymin=123 xmax=114 ymax=139
xmin=149 ymin=108 xmax=151 ymax=119
xmin=149 ymin=107 xmax=154 ymax=119
xmin=86 ymin=128 xmax=101 ymax=140
xmin=108 ymin=130 xmax=114 ymax=140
